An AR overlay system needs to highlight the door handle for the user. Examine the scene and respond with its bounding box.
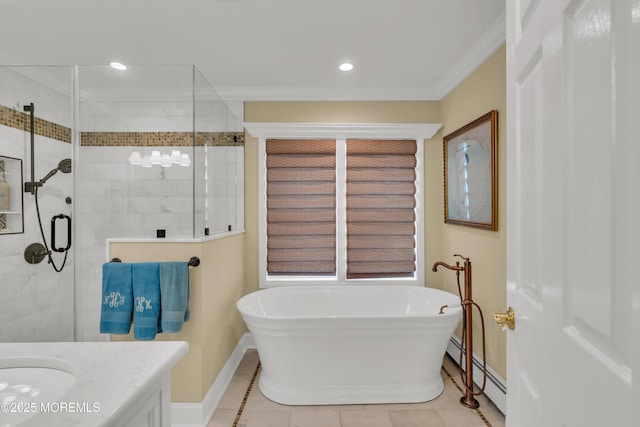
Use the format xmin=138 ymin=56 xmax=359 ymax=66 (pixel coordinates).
xmin=494 ymin=307 xmax=515 ymax=331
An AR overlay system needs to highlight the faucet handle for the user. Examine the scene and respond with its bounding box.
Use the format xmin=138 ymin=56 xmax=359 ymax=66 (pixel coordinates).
xmin=453 ymin=254 xmax=470 ymax=262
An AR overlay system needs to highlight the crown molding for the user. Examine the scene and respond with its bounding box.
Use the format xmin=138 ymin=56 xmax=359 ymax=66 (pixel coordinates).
xmin=217 ymin=85 xmax=442 ymax=102
xmin=244 ymin=122 xmax=442 ymax=140
xmin=434 ymin=12 xmax=506 ymax=99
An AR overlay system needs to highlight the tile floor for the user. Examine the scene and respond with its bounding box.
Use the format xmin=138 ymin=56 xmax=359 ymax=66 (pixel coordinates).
xmin=208 ymin=350 xmax=505 ymax=427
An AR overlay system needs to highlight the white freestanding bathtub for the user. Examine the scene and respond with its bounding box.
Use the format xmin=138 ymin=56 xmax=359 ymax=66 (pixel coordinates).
xmin=236 ymin=285 xmax=462 ymax=405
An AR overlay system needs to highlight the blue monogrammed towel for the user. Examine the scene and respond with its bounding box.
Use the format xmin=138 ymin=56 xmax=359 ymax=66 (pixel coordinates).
xmin=132 ymin=262 xmax=161 ymax=340
xmin=100 ymin=262 xmax=133 ymax=334
xmin=159 ymin=262 xmax=190 ymax=333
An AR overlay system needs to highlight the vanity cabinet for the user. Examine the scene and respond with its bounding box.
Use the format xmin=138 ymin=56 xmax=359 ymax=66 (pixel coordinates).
xmin=120 ymin=379 xmax=167 ymax=427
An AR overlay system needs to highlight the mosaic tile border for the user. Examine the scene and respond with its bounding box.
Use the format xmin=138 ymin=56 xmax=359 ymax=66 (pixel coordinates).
xmin=0 ymin=105 xmax=244 ymax=147
xmin=232 ymin=361 xmax=262 ymax=427
xmin=442 ymin=363 xmax=493 ymax=426
xmin=80 ymin=131 xmax=244 ymax=147
xmin=0 ymin=105 xmax=71 ymax=143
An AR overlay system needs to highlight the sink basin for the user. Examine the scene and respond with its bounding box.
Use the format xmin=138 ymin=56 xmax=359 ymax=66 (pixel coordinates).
xmin=0 ymin=357 xmax=77 ymax=426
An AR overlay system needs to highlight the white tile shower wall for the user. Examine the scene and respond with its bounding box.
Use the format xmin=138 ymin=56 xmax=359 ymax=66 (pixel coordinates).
xmin=80 ymin=101 xmax=194 ymax=132
xmin=0 ymin=67 xmax=73 ymax=128
xmin=0 ymin=125 xmax=74 ymax=343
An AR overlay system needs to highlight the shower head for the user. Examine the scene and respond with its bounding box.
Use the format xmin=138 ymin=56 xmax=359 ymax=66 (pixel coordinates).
xmin=39 ymin=158 xmax=72 ymax=184
xmin=57 ymin=158 xmax=72 ymax=174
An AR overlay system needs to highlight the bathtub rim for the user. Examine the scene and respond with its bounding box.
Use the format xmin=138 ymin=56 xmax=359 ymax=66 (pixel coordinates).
xmin=236 ymin=284 xmax=463 ymax=322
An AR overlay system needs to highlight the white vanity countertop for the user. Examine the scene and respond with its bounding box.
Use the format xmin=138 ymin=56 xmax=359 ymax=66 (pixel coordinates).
xmin=0 ymin=341 xmax=188 ymax=427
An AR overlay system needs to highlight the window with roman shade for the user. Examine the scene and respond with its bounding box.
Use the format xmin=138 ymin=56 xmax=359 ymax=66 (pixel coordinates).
xmin=265 ymin=139 xmax=336 ymax=276
xmin=264 ymin=137 xmax=419 ymax=282
xmin=346 ymin=139 xmax=417 ymax=279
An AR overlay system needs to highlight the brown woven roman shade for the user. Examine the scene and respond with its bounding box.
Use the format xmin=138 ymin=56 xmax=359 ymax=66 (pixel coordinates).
xmin=346 ymin=139 xmax=417 ymax=279
xmin=266 ymin=139 xmax=336 ymax=275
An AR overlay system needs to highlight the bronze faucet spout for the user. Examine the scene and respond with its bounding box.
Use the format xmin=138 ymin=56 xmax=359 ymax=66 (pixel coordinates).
xmin=432 ymin=261 xmax=464 ymax=272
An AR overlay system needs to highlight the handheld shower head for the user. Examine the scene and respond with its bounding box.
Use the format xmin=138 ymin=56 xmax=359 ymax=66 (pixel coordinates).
xmin=57 ymin=158 xmax=72 ymax=174
xmin=39 ymin=158 xmax=72 ymax=184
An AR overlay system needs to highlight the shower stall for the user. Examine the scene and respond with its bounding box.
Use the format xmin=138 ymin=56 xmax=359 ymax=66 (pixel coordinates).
xmin=0 ymin=65 xmax=243 ymax=342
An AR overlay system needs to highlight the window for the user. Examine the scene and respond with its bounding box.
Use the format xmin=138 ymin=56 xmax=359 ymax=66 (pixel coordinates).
xmin=266 ymin=139 xmax=337 ymax=276
xmin=249 ymin=123 xmax=439 ymax=288
xmin=345 ymin=139 xmax=417 ymax=279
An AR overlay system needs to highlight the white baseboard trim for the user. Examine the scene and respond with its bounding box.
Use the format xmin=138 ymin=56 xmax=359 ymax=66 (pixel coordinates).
xmin=446 ymin=336 xmax=506 ymax=415
xmin=171 ymin=333 xmax=256 ymax=427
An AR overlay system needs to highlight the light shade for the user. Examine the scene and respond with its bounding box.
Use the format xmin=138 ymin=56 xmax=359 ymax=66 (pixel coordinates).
xmin=128 ymin=151 xmax=143 ymax=165
xmin=170 ymin=150 xmax=182 ymax=164
xmin=141 ymin=155 xmax=153 ymax=168
xmin=149 ymin=150 xmax=163 ymax=165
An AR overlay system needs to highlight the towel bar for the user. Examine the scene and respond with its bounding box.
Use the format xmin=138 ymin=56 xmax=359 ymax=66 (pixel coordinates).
xmin=110 ymin=256 xmax=200 ymax=267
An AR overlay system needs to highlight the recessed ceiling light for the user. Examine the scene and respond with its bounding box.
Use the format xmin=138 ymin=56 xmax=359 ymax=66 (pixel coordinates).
xmin=110 ymin=62 xmax=127 ymax=71
xmin=339 ymin=63 xmax=354 ymax=72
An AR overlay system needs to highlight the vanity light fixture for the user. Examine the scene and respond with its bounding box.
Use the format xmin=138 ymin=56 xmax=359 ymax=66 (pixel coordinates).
xmin=128 ymin=149 xmax=191 ymax=168
xmin=110 ymin=62 xmax=127 ymax=71
xmin=339 ymin=62 xmax=354 ymax=71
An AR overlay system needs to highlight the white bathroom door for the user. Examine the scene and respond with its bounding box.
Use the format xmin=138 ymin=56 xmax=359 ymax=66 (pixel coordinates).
xmin=506 ymin=0 xmax=639 ymax=425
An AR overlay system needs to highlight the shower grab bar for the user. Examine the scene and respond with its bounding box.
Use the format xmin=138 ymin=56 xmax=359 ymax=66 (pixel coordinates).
xmin=110 ymin=256 xmax=200 ymax=267
xmin=51 ymin=214 xmax=72 ymax=253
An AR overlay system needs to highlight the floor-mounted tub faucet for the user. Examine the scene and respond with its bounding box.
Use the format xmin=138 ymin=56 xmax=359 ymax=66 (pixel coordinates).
xmin=432 ymin=254 xmax=486 ymax=410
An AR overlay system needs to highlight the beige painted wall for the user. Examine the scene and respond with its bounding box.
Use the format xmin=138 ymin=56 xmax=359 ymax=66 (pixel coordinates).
xmin=244 ymin=101 xmax=440 ymax=124
xmin=109 ymin=234 xmax=246 ymax=402
xmin=439 ymin=45 xmax=507 ymax=378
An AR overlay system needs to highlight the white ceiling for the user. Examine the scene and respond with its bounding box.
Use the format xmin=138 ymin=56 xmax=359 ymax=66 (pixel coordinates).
xmin=0 ymin=0 xmax=505 ymax=105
